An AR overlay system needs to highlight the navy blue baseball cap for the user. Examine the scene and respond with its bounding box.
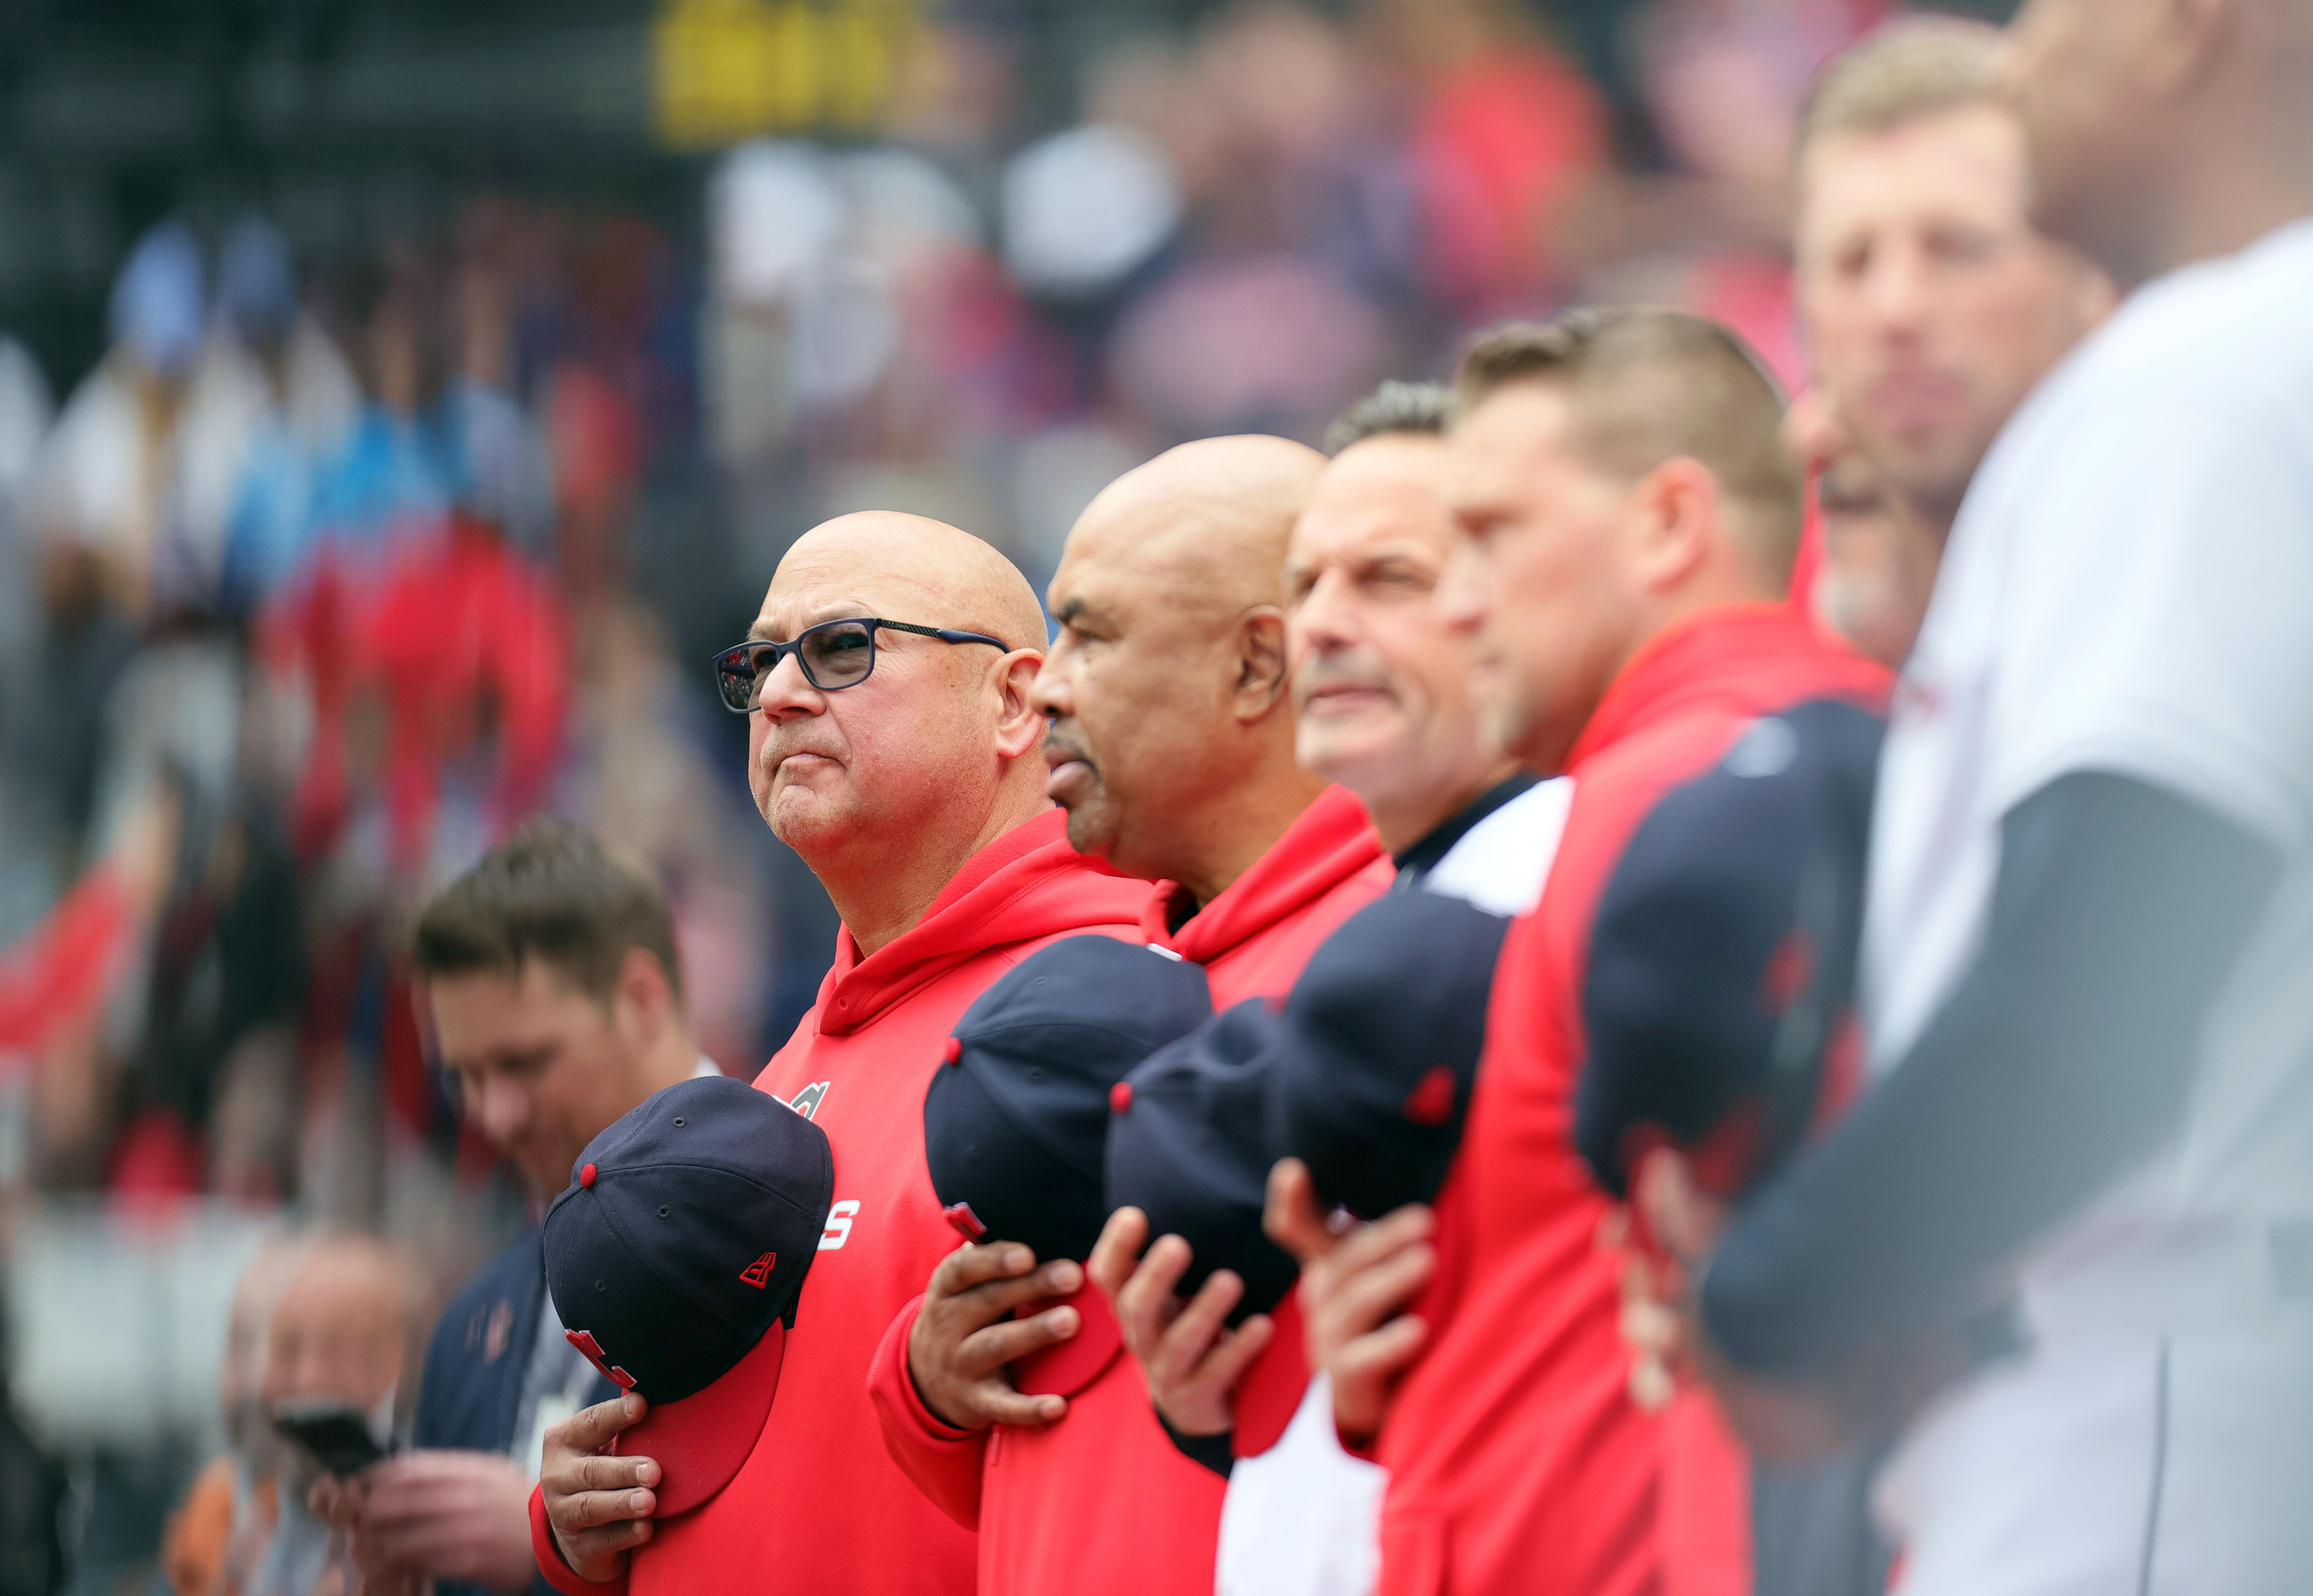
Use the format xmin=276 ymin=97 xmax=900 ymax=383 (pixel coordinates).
xmin=1104 ymin=999 xmax=1299 ymax=1325
xmin=543 ymin=1073 xmax=833 ymax=1517
xmin=926 ymin=935 xmax=1211 ymax=1396
xmin=1574 ymin=697 xmax=1883 ymax=1200
xmin=927 ymin=934 xmax=1212 ymax=1265
xmin=1105 ymin=998 xmax=1322 ymax=1459
xmin=1266 ymin=891 xmax=1512 ymax=1221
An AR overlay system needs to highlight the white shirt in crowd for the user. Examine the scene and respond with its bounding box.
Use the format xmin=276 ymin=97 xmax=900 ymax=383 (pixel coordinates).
xmin=1860 ymin=217 xmax=2313 ymax=1596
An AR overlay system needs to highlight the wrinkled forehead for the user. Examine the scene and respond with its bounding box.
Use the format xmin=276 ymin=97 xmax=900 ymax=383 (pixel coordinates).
xmin=754 ymin=553 xmax=947 ymax=642
xmin=1798 ymin=106 xmax=2030 ymax=248
xmin=1445 ymin=384 xmax=1593 ymax=508
xmin=1290 ymin=440 xmax=1456 ymax=568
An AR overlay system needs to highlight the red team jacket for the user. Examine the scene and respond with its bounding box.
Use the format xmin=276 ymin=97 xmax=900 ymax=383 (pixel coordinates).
xmin=1371 ymin=607 xmax=1889 ymax=1596
xmin=536 ymin=809 xmax=1151 ymax=1596
xmin=1143 ymin=783 xmax=1395 ymax=1007
xmin=863 ymin=783 xmax=1392 ymax=1596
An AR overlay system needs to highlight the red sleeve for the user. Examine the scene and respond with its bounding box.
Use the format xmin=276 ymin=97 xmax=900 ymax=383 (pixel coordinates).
xmin=529 ymin=1483 xmax=631 ymax=1596
xmin=865 ymin=1293 xmax=989 ymax=1530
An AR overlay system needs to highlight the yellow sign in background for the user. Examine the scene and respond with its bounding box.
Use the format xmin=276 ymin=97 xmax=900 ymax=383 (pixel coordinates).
xmin=653 ymin=0 xmax=913 ymax=147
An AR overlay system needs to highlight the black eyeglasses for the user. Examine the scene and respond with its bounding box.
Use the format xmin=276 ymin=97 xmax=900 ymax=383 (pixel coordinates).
xmin=712 ymin=617 xmax=1010 ymax=712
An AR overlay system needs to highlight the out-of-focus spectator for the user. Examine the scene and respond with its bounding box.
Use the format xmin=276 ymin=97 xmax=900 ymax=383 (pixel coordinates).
xmin=1370 ymin=0 xmax=1609 ymax=314
xmin=163 ymin=1233 xmax=310 ymax=1596
xmin=569 ymin=603 xmax=765 ymax=1072
xmin=187 ymin=218 xmax=363 ymax=619
xmin=30 ymin=220 xmax=207 ymax=625
xmin=254 ymin=1232 xmax=421 ymax=1596
xmin=310 ymin=821 xmax=711 ymax=1596
xmin=0 ymin=339 xmax=55 ymax=879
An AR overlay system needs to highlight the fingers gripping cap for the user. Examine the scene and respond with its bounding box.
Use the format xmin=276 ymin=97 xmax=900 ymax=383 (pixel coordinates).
xmin=543 ymin=1075 xmax=834 ymax=1517
xmin=925 ymin=936 xmax=1213 ymax=1269
xmin=1268 ymin=892 xmax=1512 ymax=1219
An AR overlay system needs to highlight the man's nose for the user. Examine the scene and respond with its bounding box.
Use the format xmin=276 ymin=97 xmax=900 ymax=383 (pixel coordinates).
xmin=1863 ymin=241 xmax=1933 ymax=330
xmin=1027 ymin=655 xmax=1071 ymax=720
xmin=1435 ymin=544 xmax=1486 ymax=636
xmin=754 ymin=647 xmax=824 ymax=721
xmin=475 ymin=1078 xmax=530 ymax=1148
xmin=1295 ymin=570 xmax=1361 ymax=651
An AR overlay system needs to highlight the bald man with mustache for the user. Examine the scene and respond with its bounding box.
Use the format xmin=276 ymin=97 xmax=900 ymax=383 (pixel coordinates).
xmin=532 ymin=514 xmax=1152 ymax=1596
xmin=865 ymin=437 xmax=1394 ymax=1596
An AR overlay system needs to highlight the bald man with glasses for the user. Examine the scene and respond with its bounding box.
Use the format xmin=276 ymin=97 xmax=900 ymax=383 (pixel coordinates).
xmin=532 ymin=513 xmax=1153 ymax=1596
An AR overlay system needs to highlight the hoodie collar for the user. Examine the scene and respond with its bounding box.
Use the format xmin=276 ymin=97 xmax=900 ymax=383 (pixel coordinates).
xmin=1141 ymin=785 xmax=1385 ymax=966
xmin=813 ymin=809 xmax=1149 ymax=1037
xmin=1565 ymin=604 xmax=1888 ymax=773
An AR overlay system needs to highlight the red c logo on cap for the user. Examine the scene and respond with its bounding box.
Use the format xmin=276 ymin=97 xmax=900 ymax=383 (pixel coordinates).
xmin=566 ymin=1329 xmax=637 ymax=1389
xmin=1108 ymin=1081 xmax=1133 ymax=1114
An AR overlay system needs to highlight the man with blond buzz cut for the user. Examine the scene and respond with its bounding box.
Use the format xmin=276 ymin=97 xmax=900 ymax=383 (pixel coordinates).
xmin=532 ymin=513 xmax=1152 ymax=1596
xmin=1791 ymin=16 xmax=2111 ymax=666
xmin=869 ymin=435 xmax=1394 ymax=1596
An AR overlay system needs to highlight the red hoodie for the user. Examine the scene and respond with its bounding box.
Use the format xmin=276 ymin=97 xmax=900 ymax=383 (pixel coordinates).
xmin=865 ymin=783 xmax=1392 ymax=1596
xmin=1144 ymin=783 xmax=1395 ymax=1007
xmin=1370 ymin=608 xmax=1888 ymax=1596
xmin=532 ymin=808 xmax=1151 ymax=1596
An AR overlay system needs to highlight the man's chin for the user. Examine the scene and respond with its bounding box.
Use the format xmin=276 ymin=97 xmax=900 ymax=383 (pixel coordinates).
xmin=764 ymin=786 xmax=861 ymax=858
xmin=1058 ymin=798 xmax=1120 ymax=862
xmin=1480 ymin=694 xmax=1547 ymax=770
xmin=1298 ymin=722 xmax=1417 ymax=790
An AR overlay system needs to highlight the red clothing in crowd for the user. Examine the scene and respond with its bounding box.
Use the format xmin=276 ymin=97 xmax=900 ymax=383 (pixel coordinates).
xmin=533 ymin=808 xmax=1150 ymax=1596
xmin=863 ymin=784 xmax=1391 ymax=1596
xmin=1372 ymin=608 xmax=1889 ymax=1596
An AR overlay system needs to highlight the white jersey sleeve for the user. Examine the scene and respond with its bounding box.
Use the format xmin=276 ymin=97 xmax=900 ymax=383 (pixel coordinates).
xmin=1984 ymin=398 xmax=2313 ymax=852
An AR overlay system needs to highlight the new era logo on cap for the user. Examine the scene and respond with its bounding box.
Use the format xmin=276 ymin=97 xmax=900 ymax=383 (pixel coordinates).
xmin=739 ymin=1252 xmax=776 ymax=1288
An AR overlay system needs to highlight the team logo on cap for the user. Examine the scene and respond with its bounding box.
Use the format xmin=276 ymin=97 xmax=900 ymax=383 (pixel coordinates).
xmin=738 ymin=1251 xmax=776 ymax=1288
xmin=565 ymin=1328 xmax=637 ymax=1390
xmin=1402 ymin=1065 xmax=1456 ymax=1126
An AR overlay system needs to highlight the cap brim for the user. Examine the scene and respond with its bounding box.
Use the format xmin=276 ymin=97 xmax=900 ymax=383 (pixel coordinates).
xmin=1232 ymin=1290 xmax=1308 ymax=1459
xmin=616 ymin=1320 xmax=785 ymax=1518
xmin=1010 ymin=1281 xmax=1124 ymax=1399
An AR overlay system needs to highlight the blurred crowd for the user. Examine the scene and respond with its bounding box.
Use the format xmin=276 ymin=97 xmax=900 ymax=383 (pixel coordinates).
xmin=0 ymin=0 xmax=1920 ymax=1587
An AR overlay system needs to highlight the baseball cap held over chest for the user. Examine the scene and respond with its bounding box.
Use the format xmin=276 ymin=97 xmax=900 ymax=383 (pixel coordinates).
xmin=1268 ymin=890 xmax=1512 ymax=1220
xmin=1106 ymin=996 xmax=1316 ymax=1457
xmin=926 ymin=934 xmax=1212 ymax=1394
xmin=543 ymin=1073 xmax=833 ymax=1517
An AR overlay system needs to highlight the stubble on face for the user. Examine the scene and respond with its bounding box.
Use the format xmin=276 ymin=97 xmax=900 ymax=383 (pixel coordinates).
xmin=1444 ymin=386 xmax=1635 ymax=777
xmin=1798 ymin=107 xmax=2100 ymax=521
